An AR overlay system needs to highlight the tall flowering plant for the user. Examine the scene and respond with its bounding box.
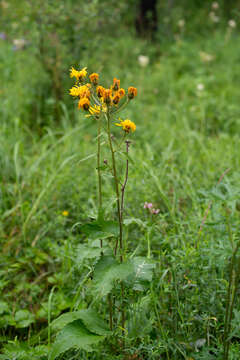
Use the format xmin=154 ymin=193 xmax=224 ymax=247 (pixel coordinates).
xmin=69 ymin=66 xmax=137 ymax=258
xmin=48 ymin=67 xmax=155 ymax=360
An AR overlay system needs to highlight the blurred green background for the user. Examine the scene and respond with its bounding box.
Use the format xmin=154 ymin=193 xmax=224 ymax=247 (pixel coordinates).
xmin=2 ymin=1 xmax=240 ymax=359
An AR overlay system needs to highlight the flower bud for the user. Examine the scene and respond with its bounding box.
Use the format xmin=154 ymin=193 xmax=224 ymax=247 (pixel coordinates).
xmin=89 ymin=73 xmax=99 ymax=86
xmin=113 ymin=94 xmax=120 ymax=105
xmin=103 ymin=89 xmax=112 ymax=105
xmin=128 ymin=86 xmax=137 ymax=100
xmin=96 ymin=85 xmax=105 ymax=98
xmin=112 ymin=78 xmax=120 ymax=91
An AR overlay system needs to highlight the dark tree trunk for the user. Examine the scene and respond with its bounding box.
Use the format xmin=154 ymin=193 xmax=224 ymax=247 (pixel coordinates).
xmin=136 ymin=0 xmax=158 ymax=39
xmin=223 ymin=0 xmax=240 ymax=19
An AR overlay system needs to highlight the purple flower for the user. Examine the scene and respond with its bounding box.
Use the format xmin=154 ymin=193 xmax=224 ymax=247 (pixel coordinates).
xmin=144 ymin=202 xmax=159 ymax=215
xmin=144 ymin=202 xmax=153 ymax=209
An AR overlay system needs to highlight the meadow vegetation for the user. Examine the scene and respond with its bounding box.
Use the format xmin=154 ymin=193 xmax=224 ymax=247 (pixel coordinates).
xmin=1 ymin=0 xmax=240 ymax=359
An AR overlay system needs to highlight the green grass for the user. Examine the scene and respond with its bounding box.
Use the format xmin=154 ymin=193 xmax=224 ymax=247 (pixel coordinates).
xmin=1 ymin=27 xmax=240 ymax=359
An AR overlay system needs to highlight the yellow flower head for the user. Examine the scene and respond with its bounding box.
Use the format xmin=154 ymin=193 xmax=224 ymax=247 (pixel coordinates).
xmin=112 ymin=77 xmax=120 ymax=91
xmin=79 ymin=85 xmax=90 ymax=99
xmin=69 ymin=85 xmax=90 ymax=98
xmin=69 ymin=85 xmax=81 ymax=97
xmin=128 ymin=86 xmax=137 ymax=100
xmin=89 ymin=73 xmax=99 ymax=85
xmin=115 ymin=118 xmax=136 ymax=133
xmin=96 ymin=85 xmax=105 ymax=98
xmin=118 ymin=88 xmax=125 ymax=98
xmin=62 ymin=210 xmax=69 ymax=217
xmin=78 ymin=97 xmax=90 ymax=111
xmin=70 ymin=66 xmax=87 ymax=81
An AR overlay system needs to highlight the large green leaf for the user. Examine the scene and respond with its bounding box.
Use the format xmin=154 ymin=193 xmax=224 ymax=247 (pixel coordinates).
xmin=81 ymin=220 xmax=119 ymax=240
xmin=80 ymin=308 xmax=111 ymax=335
xmin=51 ymin=309 xmax=111 ymax=336
xmin=92 ymin=256 xmax=134 ymax=297
xmin=76 ymin=244 xmax=102 ymax=262
xmin=49 ymin=320 xmax=104 ymax=360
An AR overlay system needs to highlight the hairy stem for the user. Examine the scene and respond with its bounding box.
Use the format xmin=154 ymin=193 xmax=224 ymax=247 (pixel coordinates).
xmin=105 ymin=110 xmax=125 ymax=340
xmin=105 ymin=111 xmax=123 ymax=261
xmin=97 ymin=116 xmax=103 ymax=248
xmin=120 ymin=141 xmax=130 ymax=228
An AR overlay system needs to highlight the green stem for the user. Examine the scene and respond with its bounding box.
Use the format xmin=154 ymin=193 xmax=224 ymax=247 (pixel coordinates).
xmin=105 ymin=110 xmax=125 ymax=341
xmin=105 ymin=111 xmax=123 ymax=260
xmin=112 ymin=98 xmax=129 ymax=115
xmin=97 ymin=116 xmax=103 ymax=249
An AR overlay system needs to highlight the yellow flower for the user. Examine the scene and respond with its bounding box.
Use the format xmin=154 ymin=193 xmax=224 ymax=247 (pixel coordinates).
xmin=69 ymin=85 xmax=90 ymax=98
xmin=89 ymin=105 xmax=101 ymax=116
xmin=89 ymin=73 xmax=99 ymax=85
xmin=128 ymin=86 xmax=137 ymax=99
xmin=78 ymin=97 xmax=90 ymax=110
xmin=115 ymin=118 xmax=136 ymax=133
xmin=62 ymin=210 xmax=69 ymax=217
xmin=70 ymin=66 xmax=87 ymax=81
xmin=69 ymin=85 xmax=81 ymax=97
xmin=78 ymin=85 xmax=90 ymax=99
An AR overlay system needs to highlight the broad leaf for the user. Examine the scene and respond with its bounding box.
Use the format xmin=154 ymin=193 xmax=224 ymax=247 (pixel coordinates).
xmin=49 ymin=320 xmax=104 ymax=360
xmin=92 ymin=256 xmax=133 ymax=297
xmin=80 ymin=308 xmax=111 ymax=335
xmin=76 ymin=244 xmax=102 ymax=262
xmin=51 ymin=311 xmax=86 ymax=332
xmin=81 ymin=220 xmax=119 ymax=240
xmin=51 ymin=309 xmax=111 ymax=335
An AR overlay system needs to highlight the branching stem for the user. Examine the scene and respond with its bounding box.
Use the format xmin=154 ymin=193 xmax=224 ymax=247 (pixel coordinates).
xmin=105 ymin=111 xmax=123 ymax=261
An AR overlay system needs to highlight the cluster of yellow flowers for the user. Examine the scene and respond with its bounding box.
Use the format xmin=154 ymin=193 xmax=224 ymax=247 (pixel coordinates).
xmin=69 ymin=66 xmax=137 ymax=133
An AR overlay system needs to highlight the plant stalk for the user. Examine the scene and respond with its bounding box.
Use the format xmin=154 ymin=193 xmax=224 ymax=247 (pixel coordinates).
xmin=97 ymin=116 xmax=103 ymax=249
xmin=105 ymin=111 xmax=123 ymax=261
xmin=106 ymin=110 xmax=126 ymax=340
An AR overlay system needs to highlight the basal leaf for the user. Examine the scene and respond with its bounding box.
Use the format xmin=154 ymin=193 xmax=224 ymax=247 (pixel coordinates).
xmin=51 ymin=310 xmax=86 ymax=332
xmin=79 ymin=308 xmax=111 ymax=335
xmin=51 ymin=309 xmax=110 ymax=335
xmin=49 ymin=320 xmax=104 ymax=360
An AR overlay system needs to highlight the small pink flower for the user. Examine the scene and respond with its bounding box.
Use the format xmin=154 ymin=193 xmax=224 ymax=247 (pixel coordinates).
xmin=144 ymin=202 xmax=153 ymax=209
